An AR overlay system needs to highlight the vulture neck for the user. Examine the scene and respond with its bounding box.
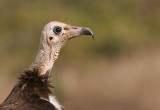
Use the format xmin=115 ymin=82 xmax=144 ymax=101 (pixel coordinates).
xmin=30 ymin=41 xmax=63 ymax=76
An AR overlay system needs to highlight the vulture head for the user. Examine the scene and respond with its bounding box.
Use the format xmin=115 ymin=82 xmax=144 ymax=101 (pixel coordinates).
xmin=31 ymin=21 xmax=94 ymax=75
xmin=41 ymin=21 xmax=94 ymax=48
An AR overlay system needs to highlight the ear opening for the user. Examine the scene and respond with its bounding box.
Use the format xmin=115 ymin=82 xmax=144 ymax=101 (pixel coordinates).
xmin=49 ymin=37 xmax=53 ymax=41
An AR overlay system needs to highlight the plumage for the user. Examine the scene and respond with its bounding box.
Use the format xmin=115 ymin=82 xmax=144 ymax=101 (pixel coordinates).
xmin=0 ymin=70 xmax=55 ymax=110
xmin=0 ymin=21 xmax=94 ymax=110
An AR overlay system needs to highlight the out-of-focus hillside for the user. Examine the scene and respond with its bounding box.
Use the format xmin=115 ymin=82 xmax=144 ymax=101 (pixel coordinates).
xmin=0 ymin=0 xmax=160 ymax=110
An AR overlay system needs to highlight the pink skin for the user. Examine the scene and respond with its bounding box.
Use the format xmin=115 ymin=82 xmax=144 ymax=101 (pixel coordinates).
xmin=68 ymin=25 xmax=94 ymax=39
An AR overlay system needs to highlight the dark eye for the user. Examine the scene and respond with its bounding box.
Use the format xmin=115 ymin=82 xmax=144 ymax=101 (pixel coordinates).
xmin=53 ymin=26 xmax=62 ymax=35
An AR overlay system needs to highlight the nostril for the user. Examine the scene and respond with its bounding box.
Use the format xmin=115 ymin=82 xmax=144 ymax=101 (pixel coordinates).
xmin=73 ymin=27 xmax=77 ymax=29
xmin=49 ymin=37 xmax=53 ymax=40
xmin=70 ymin=26 xmax=79 ymax=29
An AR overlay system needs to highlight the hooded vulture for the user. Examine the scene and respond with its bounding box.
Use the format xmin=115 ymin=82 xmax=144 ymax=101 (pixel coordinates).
xmin=0 ymin=21 xmax=94 ymax=110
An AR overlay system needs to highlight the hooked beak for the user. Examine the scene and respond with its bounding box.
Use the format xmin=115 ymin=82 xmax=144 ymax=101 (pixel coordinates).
xmin=68 ymin=26 xmax=94 ymax=40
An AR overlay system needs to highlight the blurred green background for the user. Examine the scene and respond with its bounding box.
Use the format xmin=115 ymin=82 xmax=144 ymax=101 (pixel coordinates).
xmin=0 ymin=0 xmax=160 ymax=110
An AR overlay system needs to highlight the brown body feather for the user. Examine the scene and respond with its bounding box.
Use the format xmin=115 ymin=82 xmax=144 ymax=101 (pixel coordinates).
xmin=0 ymin=70 xmax=56 ymax=110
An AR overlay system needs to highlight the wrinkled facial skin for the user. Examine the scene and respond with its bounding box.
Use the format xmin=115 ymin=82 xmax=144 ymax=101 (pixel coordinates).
xmin=41 ymin=21 xmax=94 ymax=47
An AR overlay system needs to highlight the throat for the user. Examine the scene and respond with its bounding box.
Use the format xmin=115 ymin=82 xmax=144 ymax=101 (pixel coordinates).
xmin=29 ymin=47 xmax=60 ymax=76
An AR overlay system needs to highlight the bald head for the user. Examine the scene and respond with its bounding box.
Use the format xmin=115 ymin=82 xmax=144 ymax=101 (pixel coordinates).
xmin=41 ymin=21 xmax=94 ymax=47
xmin=31 ymin=21 xmax=94 ymax=75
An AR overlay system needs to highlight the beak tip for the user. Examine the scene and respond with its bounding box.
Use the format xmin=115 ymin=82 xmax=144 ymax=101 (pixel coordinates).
xmin=81 ymin=27 xmax=94 ymax=40
xmin=91 ymin=34 xmax=94 ymax=40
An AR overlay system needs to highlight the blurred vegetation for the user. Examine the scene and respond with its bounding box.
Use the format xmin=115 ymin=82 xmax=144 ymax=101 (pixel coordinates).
xmin=0 ymin=0 xmax=160 ymax=58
